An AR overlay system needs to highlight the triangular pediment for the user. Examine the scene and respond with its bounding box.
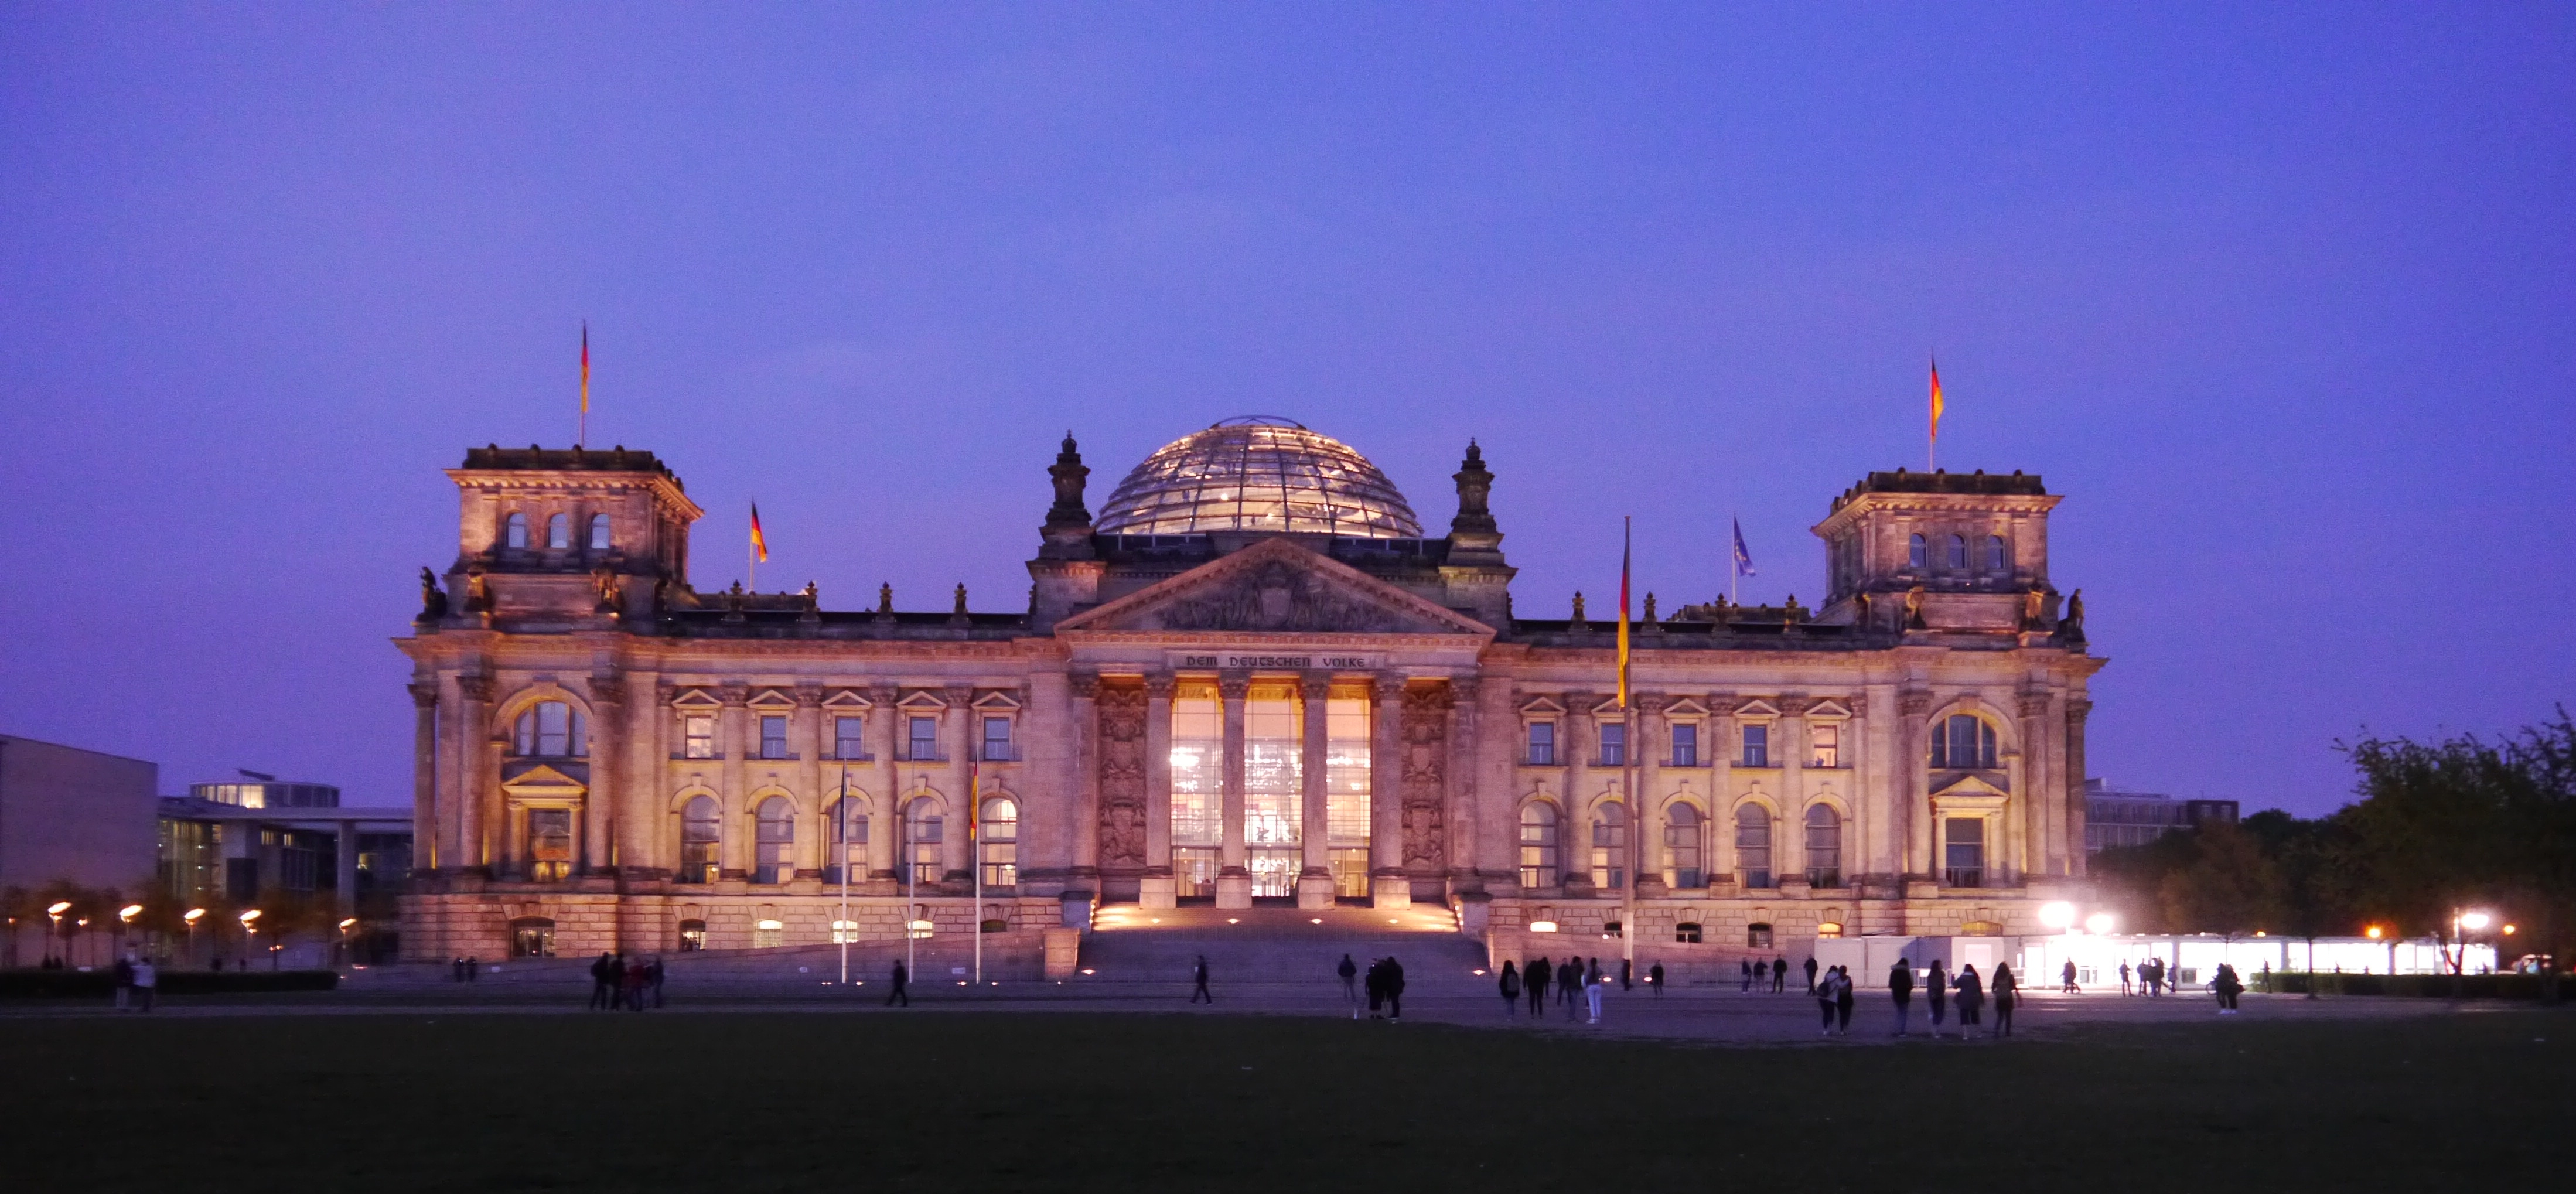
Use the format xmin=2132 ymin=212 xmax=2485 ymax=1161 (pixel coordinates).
xmin=1734 ymin=698 xmax=1783 ymax=720
xmin=746 ymin=687 xmax=797 ymax=711
xmin=1931 ymin=773 xmax=2011 ymax=799
xmin=670 ymin=688 xmax=722 ymax=709
xmin=1059 ymin=538 xmax=1495 ymax=637
xmin=971 ymin=691 xmax=1022 ymax=711
xmin=1663 ymin=698 xmax=1710 ymax=718
xmin=896 ymin=690 xmax=949 ymax=712
xmin=1520 ymin=695 xmax=1565 ymax=716
xmin=822 ymin=689 xmax=872 ymax=710
xmin=501 ymin=763 xmax=586 ymax=794
xmin=1807 ymin=698 xmax=1853 ymax=720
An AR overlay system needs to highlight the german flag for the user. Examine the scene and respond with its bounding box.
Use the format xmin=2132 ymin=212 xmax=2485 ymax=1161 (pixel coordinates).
xmin=750 ymin=502 xmax=769 ymax=562
xmin=1929 ymin=353 xmax=1945 ymax=446
xmin=1616 ymin=516 xmax=1632 ymax=709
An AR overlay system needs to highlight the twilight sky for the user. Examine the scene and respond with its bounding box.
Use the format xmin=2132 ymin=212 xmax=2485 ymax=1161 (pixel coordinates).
xmin=4 ymin=5 xmax=2571 ymax=817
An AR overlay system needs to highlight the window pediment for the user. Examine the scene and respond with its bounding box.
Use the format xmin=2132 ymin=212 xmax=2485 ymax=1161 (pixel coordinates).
xmin=746 ymin=688 xmax=797 ymax=711
xmin=896 ymin=691 xmax=950 ymax=712
xmin=670 ymin=688 xmax=722 ymax=709
xmin=500 ymin=763 xmax=587 ymax=796
xmin=1519 ymin=695 xmax=1565 ymax=716
xmin=821 ymin=689 xmax=872 ymax=710
xmin=1663 ymin=697 xmax=1710 ymax=718
xmin=971 ymin=691 xmax=1023 ymax=711
xmin=1734 ymin=698 xmax=1782 ymax=721
xmin=1806 ymin=698 xmax=1852 ymax=720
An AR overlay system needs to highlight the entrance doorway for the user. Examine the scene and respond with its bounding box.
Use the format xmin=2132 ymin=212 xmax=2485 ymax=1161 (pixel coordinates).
xmin=1249 ymin=850 xmax=1299 ymax=898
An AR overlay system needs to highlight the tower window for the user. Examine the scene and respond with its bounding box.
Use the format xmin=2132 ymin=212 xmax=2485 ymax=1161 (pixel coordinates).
xmin=1947 ymin=534 xmax=1968 ymax=569
xmin=1908 ymin=533 xmax=1926 ymax=569
xmin=512 ymin=700 xmax=586 ymax=758
xmin=1930 ymin=714 xmax=1999 ymax=769
xmin=504 ymin=513 xmax=529 ymax=550
xmin=547 ymin=513 xmax=570 ymax=550
xmin=907 ymin=716 xmax=940 ymax=762
xmin=1809 ymin=722 xmax=1841 ymax=769
xmin=589 ymin=514 xmax=612 ymax=551
xmin=1987 ymin=534 xmax=2009 ymax=572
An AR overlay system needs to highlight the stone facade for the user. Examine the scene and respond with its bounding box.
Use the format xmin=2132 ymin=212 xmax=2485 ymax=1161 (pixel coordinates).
xmin=397 ymin=425 xmax=2101 ymax=964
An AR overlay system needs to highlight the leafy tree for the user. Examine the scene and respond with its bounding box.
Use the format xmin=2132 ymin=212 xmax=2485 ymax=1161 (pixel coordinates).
xmin=2156 ymin=820 xmax=2286 ymax=940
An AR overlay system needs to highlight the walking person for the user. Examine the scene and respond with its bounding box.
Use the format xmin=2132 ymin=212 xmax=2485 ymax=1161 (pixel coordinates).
xmin=1366 ymin=957 xmax=1386 ymax=1019
xmin=609 ymin=954 xmax=630 ymax=1011
xmin=1584 ymin=958 xmax=1605 ymax=1025
xmin=2214 ymin=962 xmax=2243 ymax=1014
xmin=1558 ymin=958 xmax=1582 ymax=1021
xmin=1648 ymin=961 xmax=1665 ymax=997
xmin=1772 ymin=956 xmax=1787 ymax=993
xmin=1499 ymin=960 xmax=1521 ymax=1017
xmin=1992 ymin=962 xmax=2017 ymax=1038
xmin=1527 ymin=956 xmax=1551 ymax=1016
xmin=132 ymin=955 xmax=156 ymax=1012
xmin=2119 ymin=960 xmax=2133 ymax=996
xmin=2061 ymin=959 xmax=2079 ymax=994
xmin=1191 ymin=954 xmax=1213 ymax=1004
xmin=1619 ymin=958 xmax=1632 ymax=992
xmin=1833 ymin=966 xmax=1855 ymax=1035
xmin=589 ymin=951 xmax=616 ymax=1010
xmin=1814 ymin=966 xmax=1838 ymax=1035
xmin=1338 ymin=953 xmax=1359 ymax=1005
xmin=1926 ymin=958 xmax=1950 ymax=1038
xmin=1803 ymin=956 xmax=1819 ymax=994
xmin=1888 ymin=958 xmax=1915 ymax=1036
xmin=623 ymin=957 xmax=648 ymax=1012
xmin=885 ymin=958 xmax=910 ymax=1007
xmin=1954 ymin=964 xmax=1985 ymax=1036
xmin=649 ymin=957 xmax=666 ymax=1008
xmin=113 ymin=953 xmax=135 ymax=1011
xmin=1385 ymin=956 xmax=1405 ymax=1021
xmin=1740 ymin=958 xmax=1753 ymax=992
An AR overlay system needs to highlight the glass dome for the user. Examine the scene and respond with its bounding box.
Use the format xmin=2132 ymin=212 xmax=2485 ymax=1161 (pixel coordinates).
xmin=1096 ymin=417 xmax=1423 ymax=538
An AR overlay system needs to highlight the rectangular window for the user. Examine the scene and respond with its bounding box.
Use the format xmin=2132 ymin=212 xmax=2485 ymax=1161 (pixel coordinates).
xmin=907 ymin=715 xmax=939 ymax=762
xmin=981 ymin=717 xmax=1013 ymax=762
xmin=834 ymin=715 xmax=866 ymax=760
xmin=1670 ymin=723 xmax=1698 ymax=767
xmin=759 ymin=715 xmax=789 ymax=759
xmin=1598 ymin=722 xmax=1626 ymax=767
xmin=1810 ymin=723 xmax=1840 ymax=769
xmin=1326 ymin=694 xmax=1371 ymax=845
xmin=1243 ymin=686 xmax=1300 ymax=848
xmin=1526 ymin=721 xmax=1556 ymax=766
xmin=683 ymin=714 xmax=716 ymax=759
xmin=1944 ymin=817 xmax=1985 ymax=888
xmin=1170 ymin=688 xmax=1222 ymax=847
xmin=1741 ymin=723 xmax=1770 ymax=768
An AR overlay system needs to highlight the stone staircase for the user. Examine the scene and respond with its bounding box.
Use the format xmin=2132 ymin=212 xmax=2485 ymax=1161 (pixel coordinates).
xmin=1076 ymin=903 xmax=1485 ymax=986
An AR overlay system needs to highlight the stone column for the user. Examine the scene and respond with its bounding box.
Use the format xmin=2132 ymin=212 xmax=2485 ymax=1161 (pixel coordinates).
xmin=868 ymin=686 xmax=899 ymax=883
xmin=1477 ymin=677 xmax=1518 ymax=895
xmin=794 ymin=686 xmax=824 ymax=879
xmin=1068 ymin=671 xmax=1101 ymax=886
xmin=1447 ymin=676 xmax=1483 ymax=894
xmin=1021 ymin=672 xmax=1070 ymax=896
xmin=1562 ymin=692 xmax=1595 ymax=895
xmin=408 ymin=679 xmax=439 ymax=873
xmin=584 ymin=670 xmax=624 ymax=878
xmin=2065 ymin=697 xmax=2093 ymax=878
xmin=456 ymin=674 xmax=495 ymax=875
xmin=1709 ymin=694 xmax=1736 ymax=882
xmin=1214 ymin=673 xmax=1253 ymax=909
xmin=1899 ymin=688 xmax=1934 ymax=886
xmin=1296 ymin=674 xmax=1333 ymax=909
xmin=1635 ymin=693 xmax=1666 ymax=896
xmin=1141 ymin=674 xmax=1176 ymax=908
xmin=944 ymin=686 xmax=974 ymax=884
xmin=718 ymin=685 xmax=749 ymax=881
xmin=1369 ymin=674 xmax=1408 ymax=907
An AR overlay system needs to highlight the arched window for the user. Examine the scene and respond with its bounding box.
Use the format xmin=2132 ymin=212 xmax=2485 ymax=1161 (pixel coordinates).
xmin=678 ymin=796 xmax=720 ymax=884
xmin=1517 ymin=803 xmax=1560 ymax=889
xmin=677 ymin=918 xmax=708 ymax=951
xmin=753 ymin=797 xmax=794 ymax=885
xmin=1746 ymin=921 xmax=1775 ymax=949
xmin=979 ymin=797 xmax=1018 ymax=887
xmin=1908 ymin=533 xmax=1926 ymax=569
xmin=1664 ymin=804 xmax=1704 ymax=889
xmin=589 ymin=514 xmax=612 ymax=551
xmin=1987 ymin=534 xmax=2009 ymax=572
xmin=902 ymin=797 xmax=944 ymax=886
xmin=504 ymin=512 xmax=529 ymax=550
xmin=1946 ymin=534 xmax=1968 ymax=569
xmin=547 ymin=513 xmax=571 ymax=549
xmin=1736 ymin=804 xmax=1772 ymax=889
xmin=1805 ymin=805 xmax=1843 ymax=888
xmin=1930 ymin=714 xmax=1999 ymax=769
xmin=1589 ymin=803 xmax=1628 ymax=889
xmin=825 ymin=795 xmax=867 ymax=884
xmin=512 ymin=700 xmax=587 ymax=758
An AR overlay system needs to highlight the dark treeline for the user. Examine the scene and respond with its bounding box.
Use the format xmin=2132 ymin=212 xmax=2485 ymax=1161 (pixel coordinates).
xmin=2091 ymin=711 xmax=2575 ymax=994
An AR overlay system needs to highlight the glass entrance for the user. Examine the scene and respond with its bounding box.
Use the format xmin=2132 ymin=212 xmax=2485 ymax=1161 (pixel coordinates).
xmin=1249 ymin=850 xmax=1300 ymax=898
xmin=1172 ymin=847 xmax=1218 ymax=898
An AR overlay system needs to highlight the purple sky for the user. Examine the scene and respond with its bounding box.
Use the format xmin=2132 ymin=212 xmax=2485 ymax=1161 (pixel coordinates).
xmin=4 ymin=6 xmax=2571 ymax=817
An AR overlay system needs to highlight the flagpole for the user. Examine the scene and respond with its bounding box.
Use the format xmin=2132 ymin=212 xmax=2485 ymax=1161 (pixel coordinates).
xmin=1619 ymin=517 xmax=1637 ymax=974
xmin=838 ymin=762 xmax=851 ymax=987
xmin=578 ymin=321 xmax=589 ymax=450
xmin=971 ymin=760 xmax=983 ymax=987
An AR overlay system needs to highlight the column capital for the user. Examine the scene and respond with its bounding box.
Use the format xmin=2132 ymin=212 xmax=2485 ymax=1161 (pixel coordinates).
xmin=867 ymin=683 xmax=899 ymax=704
xmin=1217 ymin=673 xmax=1251 ymax=701
xmin=1069 ymin=669 xmax=1102 ymax=700
xmin=1449 ymin=675 xmax=1482 ymax=702
xmin=941 ymin=685 xmax=974 ymax=707
xmin=2065 ymin=697 xmax=2094 ymax=721
xmin=1899 ymin=688 xmax=1935 ymax=717
xmin=793 ymin=684 xmax=823 ymax=708
xmin=718 ymin=683 xmax=749 ymax=707
xmin=408 ymin=679 xmax=441 ymax=709
xmin=2017 ymin=691 xmax=2053 ymax=718
xmin=1298 ymin=673 xmax=1333 ymax=702
xmin=1633 ymin=690 xmax=1669 ymax=715
xmin=1144 ymin=672 xmax=1177 ymax=700
xmin=456 ymin=675 xmax=494 ymax=704
xmin=1373 ymin=672 xmax=1407 ymax=700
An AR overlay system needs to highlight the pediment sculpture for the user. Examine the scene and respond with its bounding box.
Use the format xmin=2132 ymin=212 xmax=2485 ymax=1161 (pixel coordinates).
xmin=1155 ymin=560 xmax=1401 ymax=633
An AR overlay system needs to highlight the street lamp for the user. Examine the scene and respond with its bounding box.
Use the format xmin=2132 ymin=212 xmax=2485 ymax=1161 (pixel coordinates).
xmin=2084 ymin=912 xmax=2116 ymax=935
xmin=2038 ymin=902 xmax=2076 ymax=931
xmin=46 ymin=901 xmax=70 ymax=966
xmin=183 ymin=908 xmax=206 ymax=967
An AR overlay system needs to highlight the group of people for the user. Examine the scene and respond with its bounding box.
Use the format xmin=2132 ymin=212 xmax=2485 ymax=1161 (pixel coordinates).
xmin=586 ymin=952 xmax=666 ymax=1010
xmin=1332 ymin=953 xmax=1410 ymax=1019
xmin=1499 ymin=956 xmax=1610 ymax=1024
xmin=449 ymin=956 xmax=481 ymax=981
xmin=1739 ymin=956 xmax=1804 ymax=992
xmin=110 ymin=953 xmax=159 ymax=1011
xmin=2118 ymin=957 xmax=2183 ymax=997
xmin=1884 ymin=957 xmax=2018 ymax=1038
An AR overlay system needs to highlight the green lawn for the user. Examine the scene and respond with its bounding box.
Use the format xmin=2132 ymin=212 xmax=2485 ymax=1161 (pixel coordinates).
xmin=2 ymin=1010 xmax=2568 ymax=1191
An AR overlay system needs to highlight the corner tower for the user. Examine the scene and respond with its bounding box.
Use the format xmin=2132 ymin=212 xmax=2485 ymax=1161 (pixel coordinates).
xmin=429 ymin=445 xmax=702 ymax=629
xmin=1811 ymin=469 xmax=2063 ymax=635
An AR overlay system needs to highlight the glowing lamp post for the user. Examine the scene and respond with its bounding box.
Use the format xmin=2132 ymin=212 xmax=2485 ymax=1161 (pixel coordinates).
xmin=238 ymin=909 xmax=262 ymax=967
xmin=183 ymin=908 xmax=206 ymax=967
xmin=2084 ymin=913 xmax=2115 ymax=935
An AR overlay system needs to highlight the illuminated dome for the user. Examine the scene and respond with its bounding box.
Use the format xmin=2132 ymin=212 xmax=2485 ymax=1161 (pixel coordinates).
xmin=1096 ymin=417 xmax=1422 ymax=538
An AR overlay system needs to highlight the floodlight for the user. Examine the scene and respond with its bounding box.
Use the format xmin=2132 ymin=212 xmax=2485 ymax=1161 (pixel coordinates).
xmin=2038 ymin=901 xmax=2076 ymax=930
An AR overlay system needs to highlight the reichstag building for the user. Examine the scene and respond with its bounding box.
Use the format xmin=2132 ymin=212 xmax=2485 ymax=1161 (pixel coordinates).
xmin=398 ymin=418 xmax=2101 ymax=969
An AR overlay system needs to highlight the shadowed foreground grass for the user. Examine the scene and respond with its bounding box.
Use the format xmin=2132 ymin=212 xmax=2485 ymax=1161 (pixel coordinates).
xmin=1 ymin=1011 xmax=2567 ymax=1191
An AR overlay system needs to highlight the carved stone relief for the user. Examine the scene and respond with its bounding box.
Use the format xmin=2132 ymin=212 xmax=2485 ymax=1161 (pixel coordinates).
xmin=1156 ymin=561 xmax=1400 ymax=633
xmin=1096 ymin=683 xmax=1148 ymax=868
xmin=1400 ymin=685 xmax=1449 ymax=870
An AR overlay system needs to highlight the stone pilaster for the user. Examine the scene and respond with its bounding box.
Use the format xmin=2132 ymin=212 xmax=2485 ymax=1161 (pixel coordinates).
xmin=1296 ymin=674 xmax=1333 ymax=908
xmin=1447 ymin=676 xmax=1483 ymax=893
xmin=408 ymin=679 xmax=439 ymax=873
xmin=1369 ymin=673 xmax=1407 ymax=905
xmin=455 ymin=674 xmax=495 ymax=875
xmin=2065 ymin=697 xmax=2093 ymax=878
xmin=1214 ymin=673 xmax=1252 ymax=909
xmin=869 ymin=686 xmax=899 ymax=882
xmin=718 ymin=684 xmax=749 ymax=881
xmin=1067 ymin=670 xmax=1101 ymax=886
xmin=794 ymin=685 xmax=824 ymax=878
xmin=1635 ymin=692 xmax=1667 ymax=896
xmin=585 ymin=667 xmax=626 ymax=876
xmin=943 ymin=686 xmax=974 ymax=884
xmin=1899 ymin=687 xmax=1934 ymax=881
